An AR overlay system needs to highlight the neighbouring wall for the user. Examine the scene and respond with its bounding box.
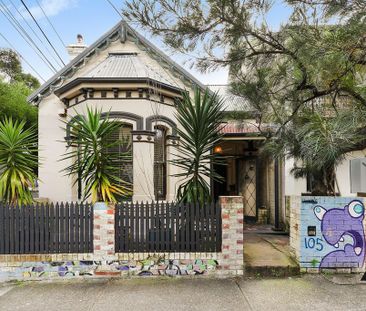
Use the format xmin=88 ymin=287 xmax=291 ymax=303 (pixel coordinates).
xmin=289 ymin=196 xmax=366 ymax=273
xmin=284 ymin=151 xmax=366 ymax=197
xmin=0 ymin=197 xmax=244 ymax=282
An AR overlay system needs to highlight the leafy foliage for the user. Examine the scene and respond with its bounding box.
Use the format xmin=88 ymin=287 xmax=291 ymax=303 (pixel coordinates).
xmin=0 ymin=118 xmax=38 ymax=204
xmin=172 ymin=88 xmax=225 ymax=204
xmin=0 ymin=49 xmax=21 ymax=80
xmin=265 ymin=108 xmax=366 ymax=195
xmin=62 ymin=108 xmax=132 ymax=203
xmin=124 ymin=0 xmax=366 ymax=195
xmin=0 ymin=49 xmax=40 ymax=89
xmin=0 ymin=79 xmax=37 ymax=128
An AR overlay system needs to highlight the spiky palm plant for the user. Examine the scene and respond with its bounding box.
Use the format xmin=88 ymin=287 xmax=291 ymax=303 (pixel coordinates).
xmin=173 ymin=88 xmax=225 ymax=204
xmin=0 ymin=118 xmax=37 ymax=204
xmin=62 ymin=108 xmax=132 ymax=203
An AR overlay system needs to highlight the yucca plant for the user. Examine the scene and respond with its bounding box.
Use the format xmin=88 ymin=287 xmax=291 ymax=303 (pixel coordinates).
xmin=0 ymin=118 xmax=38 ymax=204
xmin=172 ymin=88 xmax=225 ymax=204
xmin=62 ymin=108 xmax=132 ymax=203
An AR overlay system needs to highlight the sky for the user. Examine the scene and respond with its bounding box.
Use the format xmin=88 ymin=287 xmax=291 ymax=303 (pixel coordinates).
xmin=0 ymin=0 xmax=292 ymax=86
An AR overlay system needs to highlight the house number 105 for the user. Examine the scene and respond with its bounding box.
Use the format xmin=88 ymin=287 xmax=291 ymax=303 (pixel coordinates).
xmin=304 ymin=237 xmax=324 ymax=251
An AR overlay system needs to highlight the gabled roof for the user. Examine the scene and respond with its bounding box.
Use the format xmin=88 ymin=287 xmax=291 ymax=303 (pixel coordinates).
xmin=84 ymin=53 xmax=179 ymax=86
xmin=28 ymin=20 xmax=207 ymax=104
xmin=54 ymin=53 xmax=185 ymax=96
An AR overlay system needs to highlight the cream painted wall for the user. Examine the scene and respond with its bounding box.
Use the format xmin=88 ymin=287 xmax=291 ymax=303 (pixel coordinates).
xmin=336 ymin=150 xmax=366 ymax=196
xmin=284 ymin=157 xmax=307 ymax=196
xmin=38 ymin=37 xmax=193 ymax=202
xmin=39 ymin=97 xmax=184 ymax=202
xmin=284 ymin=150 xmax=366 ymax=197
xmin=38 ymin=94 xmax=74 ymax=202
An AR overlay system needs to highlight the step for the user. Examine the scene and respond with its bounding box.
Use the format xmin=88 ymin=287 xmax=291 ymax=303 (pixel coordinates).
xmin=94 ymin=266 xmax=121 ymax=277
xmin=245 ymin=265 xmax=300 ymax=278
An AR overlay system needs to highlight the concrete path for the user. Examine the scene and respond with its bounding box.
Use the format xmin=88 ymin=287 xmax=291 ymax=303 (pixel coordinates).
xmin=1 ymin=275 xmax=366 ymax=311
xmin=243 ymin=225 xmax=298 ymax=276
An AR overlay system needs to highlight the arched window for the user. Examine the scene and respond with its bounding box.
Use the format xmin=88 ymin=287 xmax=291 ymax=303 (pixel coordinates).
xmin=108 ymin=123 xmax=133 ymax=200
xmin=154 ymin=126 xmax=167 ymax=200
xmin=67 ymin=117 xmax=134 ymax=201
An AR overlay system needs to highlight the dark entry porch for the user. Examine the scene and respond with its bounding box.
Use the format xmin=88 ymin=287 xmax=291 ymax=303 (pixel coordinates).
xmin=212 ymin=137 xmax=281 ymax=226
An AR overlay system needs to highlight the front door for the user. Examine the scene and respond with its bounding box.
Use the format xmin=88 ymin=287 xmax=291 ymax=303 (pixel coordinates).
xmin=238 ymin=158 xmax=257 ymax=221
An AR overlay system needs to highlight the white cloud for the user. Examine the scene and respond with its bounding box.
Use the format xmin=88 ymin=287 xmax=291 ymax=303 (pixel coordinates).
xmin=25 ymin=0 xmax=79 ymax=19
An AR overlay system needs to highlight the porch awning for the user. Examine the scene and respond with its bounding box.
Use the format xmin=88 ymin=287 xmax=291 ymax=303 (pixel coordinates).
xmin=220 ymin=122 xmax=261 ymax=134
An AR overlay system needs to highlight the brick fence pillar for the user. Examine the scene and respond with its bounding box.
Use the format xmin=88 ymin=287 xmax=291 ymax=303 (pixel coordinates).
xmin=219 ymin=196 xmax=244 ymax=276
xmin=93 ymin=202 xmax=116 ymax=261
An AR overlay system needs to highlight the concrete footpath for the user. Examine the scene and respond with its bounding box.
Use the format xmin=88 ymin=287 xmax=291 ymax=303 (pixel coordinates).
xmin=0 ymin=275 xmax=366 ymax=311
xmin=243 ymin=225 xmax=299 ymax=277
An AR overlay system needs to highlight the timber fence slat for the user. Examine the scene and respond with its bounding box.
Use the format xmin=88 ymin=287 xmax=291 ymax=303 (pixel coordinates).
xmin=49 ymin=203 xmax=55 ymax=253
xmin=0 ymin=200 xmax=220 ymax=254
xmin=39 ymin=204 xmax=44 ymax=253
xmin=0 ymin=202 xmax=93 ymax=254
xmin=115 ymin=201 xmax=221 ymax=253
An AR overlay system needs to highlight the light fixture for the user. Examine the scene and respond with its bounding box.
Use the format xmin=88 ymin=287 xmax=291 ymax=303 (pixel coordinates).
xmin=214 ymin=146 xmax=223 ymax=154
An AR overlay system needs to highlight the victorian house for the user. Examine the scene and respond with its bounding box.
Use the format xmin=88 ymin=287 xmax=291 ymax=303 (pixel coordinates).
xmin=33 ymin=20 xmax=357 ymax=228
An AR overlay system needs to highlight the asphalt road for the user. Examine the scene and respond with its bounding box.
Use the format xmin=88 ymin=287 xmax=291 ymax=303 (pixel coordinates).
xmin=0 ymin=275 xmax=365 ymax=311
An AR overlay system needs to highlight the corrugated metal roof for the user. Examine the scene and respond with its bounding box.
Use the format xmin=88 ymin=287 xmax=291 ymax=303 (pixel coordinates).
xmin=84 ymin=53 xmax=179 ymax=87
xmin=208 ymin=84 xmax=253 ymax=111
xmin=220 ymin=122 xmax=261 ymax=134
xmin=28 ymin=21 xmax=209 ymax=103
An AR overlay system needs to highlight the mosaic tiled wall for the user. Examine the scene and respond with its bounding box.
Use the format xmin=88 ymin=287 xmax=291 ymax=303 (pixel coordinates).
xmin=0 ymin=254 xmax=219 ymax=282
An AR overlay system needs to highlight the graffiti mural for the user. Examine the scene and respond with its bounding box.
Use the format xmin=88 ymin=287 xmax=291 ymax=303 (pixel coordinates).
xmin=21 ymin=261 xmax=99 ymax=279
xmin=0 ymin=256 xmax=218 ymax=282
xmin=314 ymin=200 xmax=365 ymax=268
xmin=300 ymin=197 xmax=366 ymax=269
xmin=109 ymin=255 xmax=218 ymax=276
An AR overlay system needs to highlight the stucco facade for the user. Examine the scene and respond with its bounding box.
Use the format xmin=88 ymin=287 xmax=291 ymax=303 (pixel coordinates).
xmin=33 ymin=22 xmax=199 ymax=203
xmin=34 ymin=20 xmax=362 ymax=229
xmin=29 ymin=21 xmax=285 ymax=228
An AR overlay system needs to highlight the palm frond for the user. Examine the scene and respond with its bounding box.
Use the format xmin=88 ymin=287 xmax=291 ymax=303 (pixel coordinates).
xmin=0 ymin=117 xmax=37 ymax=204
xmin=172 ymin=88 xmax=225 ymax=204
xmin=61 ymin=108 xmax=132 ymax=203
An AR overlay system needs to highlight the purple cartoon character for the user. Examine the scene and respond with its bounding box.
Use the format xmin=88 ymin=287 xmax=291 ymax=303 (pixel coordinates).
xmin=314 ymin=200 xmax=365 ymax=268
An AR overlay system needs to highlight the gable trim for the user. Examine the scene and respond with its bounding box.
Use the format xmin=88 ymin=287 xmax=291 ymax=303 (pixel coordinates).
xmin=55 ymin=77 xmax=184 ymax=97
xmin=28 ymin=21 xmax=207 ymax=104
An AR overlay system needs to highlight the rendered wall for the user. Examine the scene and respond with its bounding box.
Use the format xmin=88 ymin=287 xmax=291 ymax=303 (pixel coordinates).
xmin=37 ymin=38 xmax=191 ymax=203
xmin=285 ymin=151 xmax=366 ymax=197
xmin=336 ymin=150 xmax=366 ymax=196
xmin=289 ymin=196 xmax=366 ymax=273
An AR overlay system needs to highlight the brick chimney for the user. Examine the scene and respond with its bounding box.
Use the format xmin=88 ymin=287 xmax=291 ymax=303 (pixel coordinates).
xmin=66 ymin=34 xmax=87 ymax=61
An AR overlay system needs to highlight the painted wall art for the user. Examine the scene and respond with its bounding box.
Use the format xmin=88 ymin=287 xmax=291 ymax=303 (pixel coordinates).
xmin=300 ymin=197 xmax=365 ymax=269
xmin=0 ymin=255 xmax=218 ymax=282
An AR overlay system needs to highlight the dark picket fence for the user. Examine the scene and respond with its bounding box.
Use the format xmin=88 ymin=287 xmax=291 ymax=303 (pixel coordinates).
xmin=0 ymin=202 xmax=93 ymax=254
xmin=115 ymin=201 xmax=222 ymax=253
